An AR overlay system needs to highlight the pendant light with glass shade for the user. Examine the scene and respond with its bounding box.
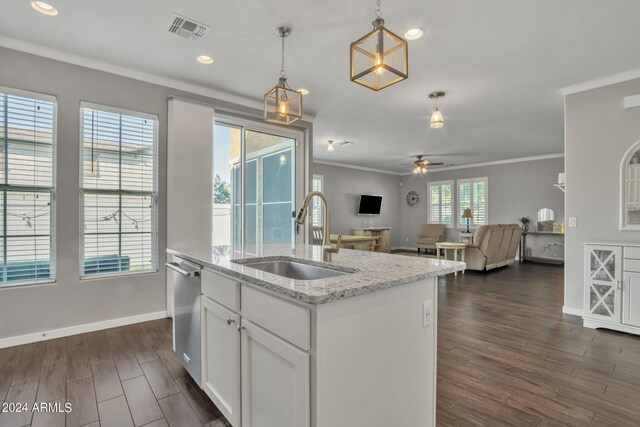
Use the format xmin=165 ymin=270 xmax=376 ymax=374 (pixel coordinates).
xmin=429 ymin=91 xmax=445 ymax=129
xmin=350 ymin=0 xmax=408 ymax=91
xmin=264 ymin=26 xmax=303 ymax=125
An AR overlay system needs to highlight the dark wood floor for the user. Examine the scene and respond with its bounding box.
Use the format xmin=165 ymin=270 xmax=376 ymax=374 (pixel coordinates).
xmin=1 ymin=262 xmax=639 ymax=426
xmin=0 ymin=318 xmax=229 ymax=427
xmin=437 ymin=262 xmax=640 ymax=426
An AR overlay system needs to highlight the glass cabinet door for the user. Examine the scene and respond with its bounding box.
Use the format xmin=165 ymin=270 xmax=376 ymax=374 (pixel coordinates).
xmin=584 ymin=246 xmax=622 ymax=321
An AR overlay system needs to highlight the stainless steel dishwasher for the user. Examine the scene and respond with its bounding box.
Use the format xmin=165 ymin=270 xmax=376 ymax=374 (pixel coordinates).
xmin=166 ymin=257 xmax=202 ymax=387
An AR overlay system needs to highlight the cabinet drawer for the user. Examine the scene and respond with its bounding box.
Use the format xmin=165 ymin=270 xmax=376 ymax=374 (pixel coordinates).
xmin=202 ymin=269 xmax=240 ymax=311
xmin=625 ymin=258 xmax=640 ymax=273
xmin=241 ymin=285 xmax=310 ymax=350
xmin=625 ymin=246 xmax=640 ymax=260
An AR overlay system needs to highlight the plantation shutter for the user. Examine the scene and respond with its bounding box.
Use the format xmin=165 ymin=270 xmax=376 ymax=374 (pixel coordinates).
xmin=458 ymin=178 xmax=488 ymax=227
xmin=0 ymin=88 xmax=56 ymax=286
xmin=428 ymin=181 xmax=453 ymax=226
xmin=80 ymin=103 xmax=158 ymax=277
xmin=311 ymin=175 xmax=323 ymax=227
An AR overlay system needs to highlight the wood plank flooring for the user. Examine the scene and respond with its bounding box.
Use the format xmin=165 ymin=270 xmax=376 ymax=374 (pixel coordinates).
xmin=0 ymin=319 xmax=230 ymax=427
xmin=0 ymin=262 xmax=639 ymax=426
xmin=436 ymin=262 xmax=640 ymax=426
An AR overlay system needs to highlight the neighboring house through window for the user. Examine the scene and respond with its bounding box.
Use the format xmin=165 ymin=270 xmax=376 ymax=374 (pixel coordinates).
xmin=80 ymin=103 xmax=158 ymax=277
xmin=0 ymin=87 xmax=56 ymax=286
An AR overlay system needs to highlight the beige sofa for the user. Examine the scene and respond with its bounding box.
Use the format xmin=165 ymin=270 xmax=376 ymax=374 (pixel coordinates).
xmin=417 ymin=224 xmax=446 ymax=254
xmin=465 ymin=224 xmax=522 ymax=271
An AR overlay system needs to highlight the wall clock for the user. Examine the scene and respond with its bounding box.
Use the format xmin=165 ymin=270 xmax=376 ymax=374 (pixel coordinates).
xmin=406 ymin=191 xmax=421 ymax=208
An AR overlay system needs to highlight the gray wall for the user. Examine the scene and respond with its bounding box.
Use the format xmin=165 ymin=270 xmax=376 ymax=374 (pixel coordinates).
xmin=0 ymin=46 xmax=312 ymax=341
xmin=564 ymin=78 xmax=640 ymax=312
xmin=313 ymin=163 xmax=402 ymax=248
xmin=399 ymin=157 xmax=565 ymax=249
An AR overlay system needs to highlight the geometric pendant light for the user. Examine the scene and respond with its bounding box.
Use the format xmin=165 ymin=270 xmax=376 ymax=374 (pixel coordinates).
xmin=350 ymin=0 xmax=408 ymax=91
xmin=264 ymin=26 xmax=303 ymax=125
xmin=429 ymin=91 xmax=445 ymax=129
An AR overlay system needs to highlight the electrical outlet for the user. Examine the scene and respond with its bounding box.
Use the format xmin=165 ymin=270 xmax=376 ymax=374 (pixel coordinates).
xmin=568 ymin=217 xmax=577 ymax=228
xmin=423 ymin=301 xmax=433 ymax=328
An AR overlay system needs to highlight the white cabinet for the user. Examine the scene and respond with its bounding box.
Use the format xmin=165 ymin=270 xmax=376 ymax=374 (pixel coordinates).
xmin=201 ymin=270 xmax=310 ymax=427
xmin=240 ymin=319 xmax=310 ymax=427
xmin=584 ymin=245 xmax=622 ymax=322
xmin=583 ymin=243 xmax=640 ymax=335
xmin=623 ymin=272 xmax=640 ymax=327
xmin=202 ymin=296 xmax=241 ymax=427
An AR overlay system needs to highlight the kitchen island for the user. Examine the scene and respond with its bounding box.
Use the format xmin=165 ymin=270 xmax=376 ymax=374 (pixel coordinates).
xmin=168 ymin=244 xmax=465 ymax=427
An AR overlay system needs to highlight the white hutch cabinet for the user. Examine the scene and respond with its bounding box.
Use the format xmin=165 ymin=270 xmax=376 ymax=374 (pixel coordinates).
xmin=584 ymin=243 xmax=640 ymax=334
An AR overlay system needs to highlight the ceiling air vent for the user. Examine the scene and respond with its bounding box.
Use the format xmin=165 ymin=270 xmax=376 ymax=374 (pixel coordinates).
xmin=166 ymin=13 xmax=210 ymax=40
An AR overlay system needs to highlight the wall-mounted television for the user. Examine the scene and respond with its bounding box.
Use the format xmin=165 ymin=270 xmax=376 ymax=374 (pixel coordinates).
xmin=358 ymin=194 xmax=383 ymax=215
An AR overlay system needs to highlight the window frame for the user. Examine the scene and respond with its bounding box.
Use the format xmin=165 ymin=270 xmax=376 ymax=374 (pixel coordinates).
xmin=79 ymin=102 xmax=159 ymax=280
xmin=0 ymin=86 xmax=57 ymax=288
xmin=456 ymin=177 xmax=488 ymax=229
xmin=427 ymin=180 xmax=454 ymax=228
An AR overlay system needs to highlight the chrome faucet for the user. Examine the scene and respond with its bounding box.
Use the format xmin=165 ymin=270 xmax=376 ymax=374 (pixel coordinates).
xmin=295 ymin=191 xmax=340 ymax=262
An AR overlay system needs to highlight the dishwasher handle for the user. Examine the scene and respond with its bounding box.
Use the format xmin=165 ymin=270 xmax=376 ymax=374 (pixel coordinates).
xmin=166 ymin=262 xmax=200 ymax=277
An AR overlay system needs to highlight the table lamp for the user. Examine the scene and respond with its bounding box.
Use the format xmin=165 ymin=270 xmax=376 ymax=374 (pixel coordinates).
xmin=462 ymin=209 xmax=473 ymax=233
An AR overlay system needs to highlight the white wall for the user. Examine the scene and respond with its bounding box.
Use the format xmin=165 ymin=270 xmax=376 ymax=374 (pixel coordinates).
xmin=564 ymin=77 xmax=640 ymax=313
xmin=0 ymin=46 xmax=312 ymax=342
xmin=399 ymin=157 xmax=565 ymax=248
xmin=312 ymin=163 xmax=402 ymax=248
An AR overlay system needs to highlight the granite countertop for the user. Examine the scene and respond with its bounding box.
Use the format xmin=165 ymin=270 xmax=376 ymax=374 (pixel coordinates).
xmin=167 ymin=244 xmax=465 ymax=305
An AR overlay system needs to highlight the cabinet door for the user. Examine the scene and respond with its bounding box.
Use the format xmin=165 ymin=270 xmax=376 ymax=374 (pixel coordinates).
xmin=241 ymin=319 xmax=310 ymax=427
xmin=201 ymin=296 xmax=241 ymax=427
xmin=584 ymin=245 xmax=622 ymax=322
xmin=623 ymin=271 xmax=640 ymax=327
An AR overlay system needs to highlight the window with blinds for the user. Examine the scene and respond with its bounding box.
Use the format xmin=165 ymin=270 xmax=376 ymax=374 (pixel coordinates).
xmin=0 ymin=88 xmax=56 ymax=286
xmin=80 ymin=103 xmax=158 ymax=277
xmin=311 ymin=174 xmax=323 ymax=228
xmin=427 ymin=181 xmax=453 ymax=227
xmin=457 ymin=177 xmax=488 ymax=227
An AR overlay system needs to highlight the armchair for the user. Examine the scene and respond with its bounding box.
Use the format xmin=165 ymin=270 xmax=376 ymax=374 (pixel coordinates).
xmin=416 ymin=224 xmax=446 ymax=254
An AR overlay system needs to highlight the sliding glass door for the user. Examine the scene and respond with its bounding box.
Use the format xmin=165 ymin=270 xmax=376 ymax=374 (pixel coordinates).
xmin=212 ymin=118 xmax=301 ymax=247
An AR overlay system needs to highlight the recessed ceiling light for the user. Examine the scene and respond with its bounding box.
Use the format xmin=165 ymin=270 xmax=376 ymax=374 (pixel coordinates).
xmin=298 ymin=88 xmax=309 ymax=95
xmin=196 ymin=55 xmax=214 ymax=65
xmin=404 ymin=28 xmax=424 ymax=40
xmin=31 ymin=1 xmax=59 ymax=16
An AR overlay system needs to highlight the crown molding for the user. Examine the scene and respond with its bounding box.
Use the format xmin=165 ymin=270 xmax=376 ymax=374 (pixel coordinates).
xmin=313 ymin=160 xmax=403 ymax=176
xmin=401 ymin=153 xmax=565 ymax=174
xmin=561 ymin=68 xmax=640 ymax=96
xmin=0 ymin=34 xmax=315 ymax=121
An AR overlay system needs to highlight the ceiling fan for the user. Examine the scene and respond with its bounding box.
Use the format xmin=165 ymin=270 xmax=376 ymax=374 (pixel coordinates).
xmin=409 ymin=155 xmax=444 ymax=175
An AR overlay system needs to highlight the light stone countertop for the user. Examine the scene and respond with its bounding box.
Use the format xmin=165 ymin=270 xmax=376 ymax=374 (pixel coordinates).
xmin=167 ymin=244 xmax=465 ymax=305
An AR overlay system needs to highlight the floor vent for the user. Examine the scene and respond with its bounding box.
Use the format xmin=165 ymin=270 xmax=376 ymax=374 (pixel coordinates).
xmin=166 ymin=13 xmax=210 ymax=40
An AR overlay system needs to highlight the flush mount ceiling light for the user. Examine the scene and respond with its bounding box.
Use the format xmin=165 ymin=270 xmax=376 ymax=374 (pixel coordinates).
xmin=350 ymin=0 xmax=408 ymax=91
xmin=264 ymin=26 xmax=303 ymax=125
xmin=327 ymin=140 xmax=335 ymax=152
xmin=196 ymin=55 xmax=214 ymax=64
xmin=30 ymin=1 xmax=59 ymax=16
xmin=404 ymin=28 xmax=424 ymax=40
xmin=429 ymin=91 xmax=446 ymax=129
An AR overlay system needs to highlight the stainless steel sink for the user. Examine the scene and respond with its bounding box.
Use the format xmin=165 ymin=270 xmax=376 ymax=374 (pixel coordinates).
xmin=233 ymin=259 xmax=351 ymax=280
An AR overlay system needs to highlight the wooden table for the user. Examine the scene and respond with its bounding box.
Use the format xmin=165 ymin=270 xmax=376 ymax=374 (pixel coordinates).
xmin=330 ymin=234 xmax=379 ymax=251
xmin=436 ymin=242 xmax=467 ymax=276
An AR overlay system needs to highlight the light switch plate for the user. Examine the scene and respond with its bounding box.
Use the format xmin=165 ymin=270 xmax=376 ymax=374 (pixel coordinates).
xmin=568 ymin=217 xmax=577 ymax=228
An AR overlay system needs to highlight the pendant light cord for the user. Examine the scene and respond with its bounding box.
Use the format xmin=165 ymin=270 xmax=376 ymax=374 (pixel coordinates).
xmin=375 ymin=0 xmax=382 ymax=18
xmin=280 ymin=35 xmax=286 ymax=78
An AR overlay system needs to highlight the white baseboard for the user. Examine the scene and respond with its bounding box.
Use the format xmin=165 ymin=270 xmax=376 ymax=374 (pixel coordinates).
xmin=562 ymin=306 xmax=583 ymax=316
xmin=0 ymin=310 xmax=168 ymax=349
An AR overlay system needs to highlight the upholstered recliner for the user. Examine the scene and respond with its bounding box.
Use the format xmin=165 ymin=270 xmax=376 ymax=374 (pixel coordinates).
xmin=417 ymin=224 xmax=446 ymax=254
xmin=465 ymin=224 xmax=522 ymax=271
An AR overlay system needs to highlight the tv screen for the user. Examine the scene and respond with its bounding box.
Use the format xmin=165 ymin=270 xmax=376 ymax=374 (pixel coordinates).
xmin=358 ymin=195 xmax=383 ymax=215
